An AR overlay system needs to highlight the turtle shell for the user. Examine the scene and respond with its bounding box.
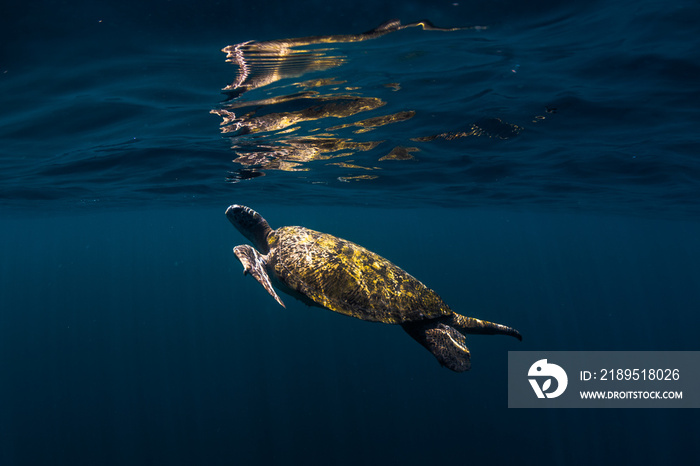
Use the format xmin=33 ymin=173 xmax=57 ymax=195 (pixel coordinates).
xmin=266 ymin=226 xmax=452 ymax=324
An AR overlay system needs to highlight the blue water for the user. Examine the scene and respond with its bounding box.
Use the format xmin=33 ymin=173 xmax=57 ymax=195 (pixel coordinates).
xmin=2 ymin=0 xmax=700 ymax=465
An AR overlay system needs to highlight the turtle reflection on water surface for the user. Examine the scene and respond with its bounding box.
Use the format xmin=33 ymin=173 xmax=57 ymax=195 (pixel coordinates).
xmin=226 ymin=204 xmax=521 ymax=372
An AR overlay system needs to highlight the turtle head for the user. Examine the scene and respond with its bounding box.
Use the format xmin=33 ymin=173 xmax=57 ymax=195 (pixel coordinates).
xmin=226 ymin=205 xmax=273 ymax=254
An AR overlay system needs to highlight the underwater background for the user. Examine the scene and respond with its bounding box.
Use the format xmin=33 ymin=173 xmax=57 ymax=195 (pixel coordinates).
xmin=1 ymin=0 xmax=699 ymax=464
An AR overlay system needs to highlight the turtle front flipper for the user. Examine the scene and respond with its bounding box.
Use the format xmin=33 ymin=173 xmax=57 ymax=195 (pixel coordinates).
xmin=401 ymin=320 xmax=471 ymax=372
xmin=233 ymin=245 xmax=286 ymax=308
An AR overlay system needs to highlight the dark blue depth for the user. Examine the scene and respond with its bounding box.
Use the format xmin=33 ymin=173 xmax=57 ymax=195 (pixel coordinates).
xmin=1 ymin=1 xmax=699 ymax=465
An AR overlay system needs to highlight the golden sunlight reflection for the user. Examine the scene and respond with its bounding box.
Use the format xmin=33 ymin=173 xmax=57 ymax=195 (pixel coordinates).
xmin=212 ymin=19 xmax=522 ymax=182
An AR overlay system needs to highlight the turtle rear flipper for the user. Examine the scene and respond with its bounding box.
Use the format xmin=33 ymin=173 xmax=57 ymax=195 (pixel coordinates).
xmin=401 ymin=320 xmax=471 ymax=372
xmin=448 ymin=313 xmax=522 ymax=341
xmin=233 ymin=245 xmax=286 ymax=308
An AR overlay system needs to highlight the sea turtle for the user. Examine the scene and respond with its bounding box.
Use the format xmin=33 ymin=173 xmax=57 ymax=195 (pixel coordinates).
xmin=226 ymin=204 xmax=522 ymax=372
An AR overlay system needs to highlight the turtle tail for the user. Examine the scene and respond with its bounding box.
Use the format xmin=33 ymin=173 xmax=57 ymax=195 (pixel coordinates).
xmin=448 ymin=313 xmax=522 ymax=341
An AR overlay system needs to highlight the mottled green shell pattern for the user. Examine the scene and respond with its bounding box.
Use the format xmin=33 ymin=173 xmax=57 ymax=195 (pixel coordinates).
xmin=267 ymin=226 xmax=452 ymax=324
